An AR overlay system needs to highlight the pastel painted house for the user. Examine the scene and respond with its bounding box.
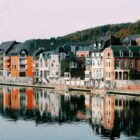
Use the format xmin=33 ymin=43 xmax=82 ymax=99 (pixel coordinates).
xmin=103 ymin=45 xmax=140 ymax=81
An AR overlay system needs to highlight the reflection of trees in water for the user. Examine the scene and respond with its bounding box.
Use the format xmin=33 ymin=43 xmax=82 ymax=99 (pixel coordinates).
xmin=60 ymin=95 xmax=86 ymax=121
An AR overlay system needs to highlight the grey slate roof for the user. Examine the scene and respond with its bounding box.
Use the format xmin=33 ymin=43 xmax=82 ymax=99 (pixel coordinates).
xmin=77 ymin=43 xmax=108 ymax=53
xmin=126 ymin=35 xmax=140 ymax=40
xmin=0 ymin=41 xmax=16 ymax=53
xmin=111 ymin=45 xmax=140 ymax=58
xmin=77 ymin=45 xmax=94 ymax=51
xmin=8 ymin=42 xmax=41 ymax=56
xmin=42 ymin=51 xmax=54 ymax=60
xmin=61 ymin=42 xmax=91 ymax=53
xmin=33 ymin=49 xmax=54 ymax=60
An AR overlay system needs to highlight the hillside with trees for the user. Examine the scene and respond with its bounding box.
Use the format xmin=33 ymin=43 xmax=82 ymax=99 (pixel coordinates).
xmin=25 ymin=20 xmax=140 ymax=48
xmin=62 ymin=20 xmax=140 ymax=43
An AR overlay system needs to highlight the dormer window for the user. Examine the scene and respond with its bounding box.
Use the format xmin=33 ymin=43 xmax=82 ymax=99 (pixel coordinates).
xmin=129 ymin=50 xmax=133 ymax=57
xmin=120 ymin=50 xmax=123 ymax=57
xmin=20 ymin=51 xmax=27 ymax=58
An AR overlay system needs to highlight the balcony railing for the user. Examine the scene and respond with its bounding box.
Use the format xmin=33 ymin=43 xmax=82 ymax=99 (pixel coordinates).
xmin=115 ymin=65 xmax=135 ymax=70
xmin=20 ymin=66 xmax=27 ymax=70
xmin=4 ymin=56 xmax=10 ymax=60
xmin=20 ymin=60 xmax=27 ymax=65
xmin=5 ymin=62 xmax=11 ymax=65
xmin=19 ymin=55 xmax=26 ymax=59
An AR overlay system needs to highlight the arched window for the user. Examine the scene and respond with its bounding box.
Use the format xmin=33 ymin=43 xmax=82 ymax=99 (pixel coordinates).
xmin=129 ymin=50 xmax=133 ymax=57
xmin=20 ymin=50 xmax=27 ymax=57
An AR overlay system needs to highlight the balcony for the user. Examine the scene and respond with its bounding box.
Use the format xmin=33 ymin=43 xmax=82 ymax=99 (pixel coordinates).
xmin=5 ymin=62 xmax=11 ymax=65
xmin=4 ymin=56 xmax=10 ymax=60
xmin=6 ymin=67 xmax=11 ymax=71
xmin=115 ymin=64 xmax=135 ymax=70
xmin=20 ymin=60 xmax=27 ymax=65
xmin=20 ymin=65 xmax=27 ymax=70
xmin=19 ymin=55 xmax=26 ymax=59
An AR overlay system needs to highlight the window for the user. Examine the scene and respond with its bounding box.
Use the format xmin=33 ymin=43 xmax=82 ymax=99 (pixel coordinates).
xmin=20 ymin=51 xmax=26 ymax=57
xmin=40 ymin=62 xmax=43 ymax=67
xmin=122 ymin=60 xmax=126 ymax=67
xmin=56 ymin=72 xmax=59 ymax=75
xmin=115 ymin=60 xmax=120 ymax=68
xmin=98 ymin=60 xmax=102 ymax=66
xmin=106 ymin=72 xmax=111 ymax=78
xmin=92 ymin=60 xmax=95 ymax=66
xmin=40 ymin=71 xmax=43 ymax=77
xmin=106 ymin=72 xmax=108 ymax=77
xmin=120 ymin=50 xmax=123 ymax=57
xmin=129 ymin=50 xmax=133 ymax=57
xmin=109 ymin=72 xmax=110 ymax=78
xmin=20 ymin=72 xmax=25 ymax=77
xmin=36 ymin=70 xmax=39 ymax=76
xmin=106 ymin=62 xmax=111 ymax=67
xmin=129 ymin=60 xmax=134 ymax=67
xmin=108 ymin=53 xmax=110 ymax=57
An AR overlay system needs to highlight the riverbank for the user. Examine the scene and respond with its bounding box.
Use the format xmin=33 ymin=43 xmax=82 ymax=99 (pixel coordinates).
xmin=0 ymin=82 xmax=55 ymax=89
xmin=108 ymin=89 xmax=140 ymax=96
xmin=0 ymin=82 xmax=140 ymax=96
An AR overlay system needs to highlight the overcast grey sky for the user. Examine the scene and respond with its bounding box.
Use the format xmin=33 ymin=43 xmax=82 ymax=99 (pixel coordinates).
xmin=0 ymin=0 xmax=140 ymax=42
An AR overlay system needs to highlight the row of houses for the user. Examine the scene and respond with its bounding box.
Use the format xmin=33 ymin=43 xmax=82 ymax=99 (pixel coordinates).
xmin=0 ymin=35 xmax=140 ymax=84
xmin=85 ymin=45 xmax=140 ymax=81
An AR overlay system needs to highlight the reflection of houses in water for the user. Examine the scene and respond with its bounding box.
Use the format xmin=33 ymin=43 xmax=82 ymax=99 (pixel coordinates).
xmin=91 ymin=95 xmax=104 ymax=125
xmin=2 ymin=87 xmax=35 ymax=111
xmin=103 ymin=95 xmax=115 ymax=130
xmin=0 ymin=86 xmax=140 ymax=140
xmin=114 ymin=95 xmax=131 ymax=121
xmin=11 ymin=88 xmax=20 ymax=110
xmin=85 ymin=94 xmax=90 ymax=109
xmin=0 ymin=86 xmax=4 ymax=110
xmin=25 ymin=88 xmax=35 ymax=110
xmin=91 ymin=94 xmax=137 ymax=138
xmin=34 ymin=88 xmax=61 ymax=117
xmin=3 ymin=86 xmax=11 ymax=109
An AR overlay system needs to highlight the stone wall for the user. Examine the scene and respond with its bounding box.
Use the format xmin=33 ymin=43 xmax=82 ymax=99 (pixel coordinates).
xmin=115 ymin=80 xmax=140 ymax=90
xmin=0 ymin=76 xmax=33 ymax=84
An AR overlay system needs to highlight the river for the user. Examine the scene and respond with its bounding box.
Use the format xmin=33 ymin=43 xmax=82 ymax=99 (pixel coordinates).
xmin=0 ymin=86 xmax=139 ymax=140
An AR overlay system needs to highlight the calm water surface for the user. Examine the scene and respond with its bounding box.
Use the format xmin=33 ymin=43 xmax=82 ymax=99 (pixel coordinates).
xmin=0 ymin=86 xmax=139 ymax=140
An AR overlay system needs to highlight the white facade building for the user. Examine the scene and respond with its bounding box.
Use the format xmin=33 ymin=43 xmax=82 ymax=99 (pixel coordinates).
xmin=34 ymin=51 xmax=60 ymax=83
xmin=91 ymin=50 xmax=104 ymax=80
xmin=91 ymin=96 xmax=104 ymax=125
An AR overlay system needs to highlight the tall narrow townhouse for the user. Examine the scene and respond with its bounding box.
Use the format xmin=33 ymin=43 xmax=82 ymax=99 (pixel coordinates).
xmin=91 ymin=46 xmax=104 ymax=80
xmin=7 ymin=43 xmax=35 ymax=79
xmin=0 ymin=41 xmax=17 ymax=77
